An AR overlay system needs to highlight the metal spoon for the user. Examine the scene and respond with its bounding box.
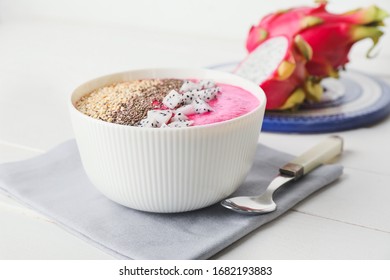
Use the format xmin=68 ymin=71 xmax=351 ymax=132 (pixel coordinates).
xmin=221 ymin=136 xmax=343 ymax=215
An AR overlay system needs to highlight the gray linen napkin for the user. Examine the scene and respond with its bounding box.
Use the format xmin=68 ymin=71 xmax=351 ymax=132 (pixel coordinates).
xmin=0 ymin=140 xmax=342 ymax=259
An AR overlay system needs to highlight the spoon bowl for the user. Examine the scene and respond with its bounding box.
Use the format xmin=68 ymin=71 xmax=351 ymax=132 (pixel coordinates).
xmin=221 ymin=174 xmax=293 ymax=214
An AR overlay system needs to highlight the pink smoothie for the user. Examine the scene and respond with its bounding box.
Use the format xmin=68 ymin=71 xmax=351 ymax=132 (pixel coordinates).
xmin=188 ymin=83 xmax=260 ymax=126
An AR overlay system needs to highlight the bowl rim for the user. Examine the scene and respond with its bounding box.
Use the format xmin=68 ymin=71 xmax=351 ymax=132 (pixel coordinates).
xmin=69 ymin=67 xmax=267 ymax=130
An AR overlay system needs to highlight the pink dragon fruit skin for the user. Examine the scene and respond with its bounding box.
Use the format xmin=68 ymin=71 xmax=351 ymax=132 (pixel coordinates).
xmin=246 ymin=5 xmax=323 ymax=52
xmin=247 ymin=3 xmax=387 ymax=51
xmin=300 ymin=23 xmax=356 ymax=77
xmin=300 ymin=22 xmax=385 ymax=78
xmin=245 ymin=2 xmax=388 ymax=109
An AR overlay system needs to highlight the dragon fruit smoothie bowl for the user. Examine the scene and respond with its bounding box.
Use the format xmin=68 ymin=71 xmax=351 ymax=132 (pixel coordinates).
xmin=69 ymin=68 xmax=266 ymax=213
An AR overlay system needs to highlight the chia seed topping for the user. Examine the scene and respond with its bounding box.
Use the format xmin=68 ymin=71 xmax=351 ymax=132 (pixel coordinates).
xmin=76 ymin=79 xmax=183 ymax=126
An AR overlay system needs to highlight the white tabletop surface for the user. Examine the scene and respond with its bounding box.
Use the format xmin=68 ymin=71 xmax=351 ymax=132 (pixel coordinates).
xmin=1 ymin=0 xmax=390 ymax=260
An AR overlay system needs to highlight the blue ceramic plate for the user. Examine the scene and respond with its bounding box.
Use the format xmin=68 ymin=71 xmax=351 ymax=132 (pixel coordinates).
xmin=210 ymin=62 xmax=390 ymax=133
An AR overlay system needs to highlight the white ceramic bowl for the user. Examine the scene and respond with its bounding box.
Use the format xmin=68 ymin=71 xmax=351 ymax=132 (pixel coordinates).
xmin=69 ymin=68 xmax=266 ymax=213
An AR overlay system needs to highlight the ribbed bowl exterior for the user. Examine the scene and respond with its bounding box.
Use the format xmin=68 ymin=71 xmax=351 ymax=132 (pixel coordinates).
xmin=69 ymin=68 xmax=266 ymax=213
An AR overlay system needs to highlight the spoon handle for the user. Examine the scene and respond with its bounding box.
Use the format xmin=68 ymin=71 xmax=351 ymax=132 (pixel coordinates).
xmin=280 ymin=136 xmax=343 ymax=179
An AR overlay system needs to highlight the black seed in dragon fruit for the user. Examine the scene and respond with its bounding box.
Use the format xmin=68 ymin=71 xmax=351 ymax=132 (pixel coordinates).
xmin=147 ymin=110 xmax=173 ymax=125
xmin=175 ymin=103 xmax=196 ymax=115
xmin=193 ymin=99 xmax=213 ymax=114
xmin=138 ymin=118 xmax=160 ymax=128
xmin=163 ymin=90 xmax=183 ymax=109
xmin=181 ymin=91 xmax=196 ymax=105
xmin=179 ymin=80 xmax=202 ymax=93
xmin=199 ymin=79 xmax=216 ymax=89
xmin=192 ymin=87 xmax=219 ymax=102
xmin=138 ymin=118 xmax=148 ymax=127
xmin=171 ymin=112 xmax=188 ymax=122
xmin=168 ymin=120 xmax=194 ymax=128
xmin=207 ymin=87 xmax=220 ymax=94
xmin=204 ymin=87 xmax=219 ymax=100
xmin=193 ymin=89 xmax=206 ymax=100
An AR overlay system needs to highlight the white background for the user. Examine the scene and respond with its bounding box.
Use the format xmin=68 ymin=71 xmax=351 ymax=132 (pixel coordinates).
xmin=1 ymin=0 xmax=390 ymax=65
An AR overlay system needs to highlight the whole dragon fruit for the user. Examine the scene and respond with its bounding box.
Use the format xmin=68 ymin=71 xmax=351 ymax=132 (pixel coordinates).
xmin=237 ymin=1 xmax=388 ymax=110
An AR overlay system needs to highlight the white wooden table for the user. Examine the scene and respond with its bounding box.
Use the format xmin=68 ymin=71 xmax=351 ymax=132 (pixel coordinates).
xmin=1 ymin=0 xmax=390 ymax=259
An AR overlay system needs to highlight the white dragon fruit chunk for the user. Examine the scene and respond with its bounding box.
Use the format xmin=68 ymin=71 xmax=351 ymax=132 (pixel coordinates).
xmin=207 ymin=87 xmax=220 ymax=94
xmin=181 ymin=91 xmax=196 ymax=105
xmin=160 ymin=123 xmax=169 ymax=128
xmin=193 ymin=89 xmax=206 ymax=100
xmin=138 ymin=118 xmax=160 ymax=128
xmin=204 ymin=87 xmax=219 ymax=101
xmin=191 ymin=87 xmax=220 ymax=102
xmin=168 ymin=120 xmax=194 ymax=128
xmin=147 ymin=110 xmax=173 ymax=125
xmin=162 ymin=90 xmax=183 ymax=109
xmin=179 ymin=80 xmax=202 ymax=92
xmin=190 ymin=88 xmax=217 ymax=102
xmin=171 ymin=112 xmax=188 ymax=122
xmin=205 ymin=91 xmax=216 ymax=101
xmin=175 ymin=103 xmax=196 ymax=115
xmin=199 ymin=79 xmax=216 ymax=89
xmin=138 ymin=118 xmax=149 ymax=127
xmin=193 ymin=99 xmax=213 ymax=114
